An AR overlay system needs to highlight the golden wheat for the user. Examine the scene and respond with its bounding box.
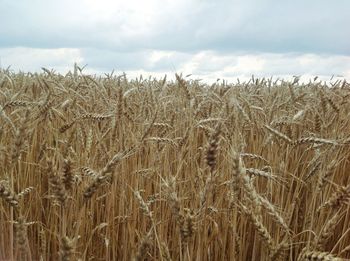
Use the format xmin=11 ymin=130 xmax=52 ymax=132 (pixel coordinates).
xmin=0 ymin=69 xmax=349 ymax=260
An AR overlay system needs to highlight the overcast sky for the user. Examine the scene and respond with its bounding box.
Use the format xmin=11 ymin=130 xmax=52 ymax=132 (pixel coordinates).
xmin=0 ymin=0 xmax=349 ymax=82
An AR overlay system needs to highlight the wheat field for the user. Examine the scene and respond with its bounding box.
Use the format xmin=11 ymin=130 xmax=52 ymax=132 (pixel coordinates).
xmin=0 ymin=67 xmax=350 ymax=260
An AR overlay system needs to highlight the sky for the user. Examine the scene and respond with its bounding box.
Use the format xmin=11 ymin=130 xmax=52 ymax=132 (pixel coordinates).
xmin=0 ymin=0 xmax=349 ymax=82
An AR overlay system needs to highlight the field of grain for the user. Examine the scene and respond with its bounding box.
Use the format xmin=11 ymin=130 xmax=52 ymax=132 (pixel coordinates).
xmin=0 ymin=68 xmax=350 ymax=260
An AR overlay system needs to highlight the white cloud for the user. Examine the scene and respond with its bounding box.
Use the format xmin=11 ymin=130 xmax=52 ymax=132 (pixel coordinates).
xmin=1 ymin=48 xmax=349 ymax=83
xmin=0 ymin=47 xmax=83 ymax=72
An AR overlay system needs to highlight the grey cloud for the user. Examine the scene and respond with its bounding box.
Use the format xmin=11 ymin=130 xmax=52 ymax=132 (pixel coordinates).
xmin=80 ymin=48 xmax=190 ymax=72
xmin=0 ymin=0 xmax=349 ymax=55
xmin=80 ymin=49 xmax=149 ymax=71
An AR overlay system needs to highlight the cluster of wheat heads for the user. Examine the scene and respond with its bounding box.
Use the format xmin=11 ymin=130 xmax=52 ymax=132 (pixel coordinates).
xmin=0 ymin=68 xmax=350 ymax=260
